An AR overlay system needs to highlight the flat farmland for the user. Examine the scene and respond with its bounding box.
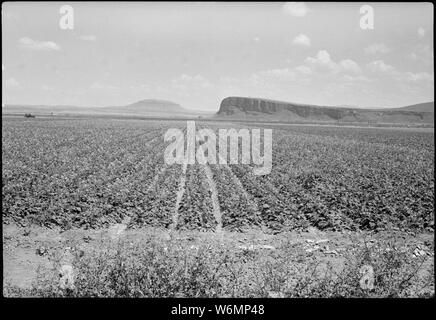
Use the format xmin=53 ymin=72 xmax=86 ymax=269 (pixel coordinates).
xmin=2 ymin=117 xmax=434 ymax=233
xmin=2 ymin=116 xmax=434 ymax=297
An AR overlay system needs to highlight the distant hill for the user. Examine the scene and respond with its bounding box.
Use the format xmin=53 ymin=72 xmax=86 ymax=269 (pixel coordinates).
xmin=102 ymin=99 xmax=188 ymax=116
xmin=395 ymin=102 xmax=434 ymax=113
xmin=2 ymin=104 xmax=95 ymax=114
xmin=216 ymin=96 xmax=434 ymax=124
xmin=2 ymin=99 xmax=208 ymax=118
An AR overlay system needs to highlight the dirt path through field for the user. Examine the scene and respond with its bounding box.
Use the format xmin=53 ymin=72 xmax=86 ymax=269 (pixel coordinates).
xmin=172 ymin=158 xmax=188 ymax=231
xmin=200 ymin=164 xmax=222 ymax=234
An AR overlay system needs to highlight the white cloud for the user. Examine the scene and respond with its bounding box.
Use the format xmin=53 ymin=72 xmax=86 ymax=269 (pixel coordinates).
xmin=78 ymin=35 xmax=97 ymax=41
xmin=306 ymin=50 xmax=331 ymax=64
xmin=295 ymin=65 xmax=312 ymax=75
xmin=283 ymin=2 xmax=309 ymax=17
xmin=367 ymin=60 xmax=396 ymax=74
xmin=402 ymin=72 xmax=433 ymax=83
xmin=18 ymin=37 xmax=60 ymax=51
xmin=305 ymin=50 xmax=337 ymax=72
xmin=409 ymin=44 xmax=433 ymax=65
xmin=5 ymin=78 xmax=19 ymax=87
xmin=366 ymin=60 xmax=433 ymax=86
xmin=253 ymin=37 xmax=260 ymax=43
xmin=305 ymin=50 xmax=361 ymax=75
xmin=418 ymin=27 xmax=426 ymax=38
xmin=364 ymin=43 xmax=390 ymax=55
xmin=339 ymin=59 xmax=361 ymax=74
xmin=230 ymin=51 xmax=362 ymax=97
xmin=292 ymin=34 xmax=311 ymax=47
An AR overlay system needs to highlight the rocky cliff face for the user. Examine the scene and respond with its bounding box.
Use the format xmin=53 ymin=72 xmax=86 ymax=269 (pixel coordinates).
xmin=219 ymin=96 xmax=354 ymax=120
xmin=217 ymin=96 xmax=434 ymax=124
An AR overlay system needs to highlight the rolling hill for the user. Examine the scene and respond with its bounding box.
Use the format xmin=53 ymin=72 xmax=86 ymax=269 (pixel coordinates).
xmin=102 ymin=99 xmax=190 ymax=116
xmin=395 ymin=102 xmax=434 ymax=112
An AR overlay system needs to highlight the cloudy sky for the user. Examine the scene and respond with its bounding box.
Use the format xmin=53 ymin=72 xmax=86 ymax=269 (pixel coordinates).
xmin=2 ymin=2 xmax=434 ymax=111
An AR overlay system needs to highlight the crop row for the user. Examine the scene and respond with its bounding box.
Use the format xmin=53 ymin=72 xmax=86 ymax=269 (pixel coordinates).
xmin=2 ymin=119 xmax=174 ymax=228
xmin=209 ymin=164 xmax=261 ymax=232
xmin=199 ymin=122 xmax=434 ymax=233
xmin=176 ymin=164 xmax=218 ymax=231
xmin=2 ymin=118 xmax=434 ymax=233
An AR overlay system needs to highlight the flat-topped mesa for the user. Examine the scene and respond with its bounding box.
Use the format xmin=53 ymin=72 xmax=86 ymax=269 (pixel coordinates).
xmin=218 ymin=96 xmax=355 ymax=120
xmin=216 ymin=96 xmax=434 ymax=123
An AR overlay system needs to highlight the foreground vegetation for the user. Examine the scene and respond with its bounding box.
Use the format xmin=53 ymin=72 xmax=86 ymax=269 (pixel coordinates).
xmin=4 ymin=234 xmax=434 ymax=298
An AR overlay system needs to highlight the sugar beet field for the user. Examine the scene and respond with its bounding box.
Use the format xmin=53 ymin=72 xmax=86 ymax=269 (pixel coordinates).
xmin=2 ymin=117 xmax=434 ymax=234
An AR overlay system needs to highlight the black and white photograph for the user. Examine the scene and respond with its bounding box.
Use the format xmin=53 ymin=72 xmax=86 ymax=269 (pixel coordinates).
xmin=1 ymin=1 xmax=434 ymax=307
